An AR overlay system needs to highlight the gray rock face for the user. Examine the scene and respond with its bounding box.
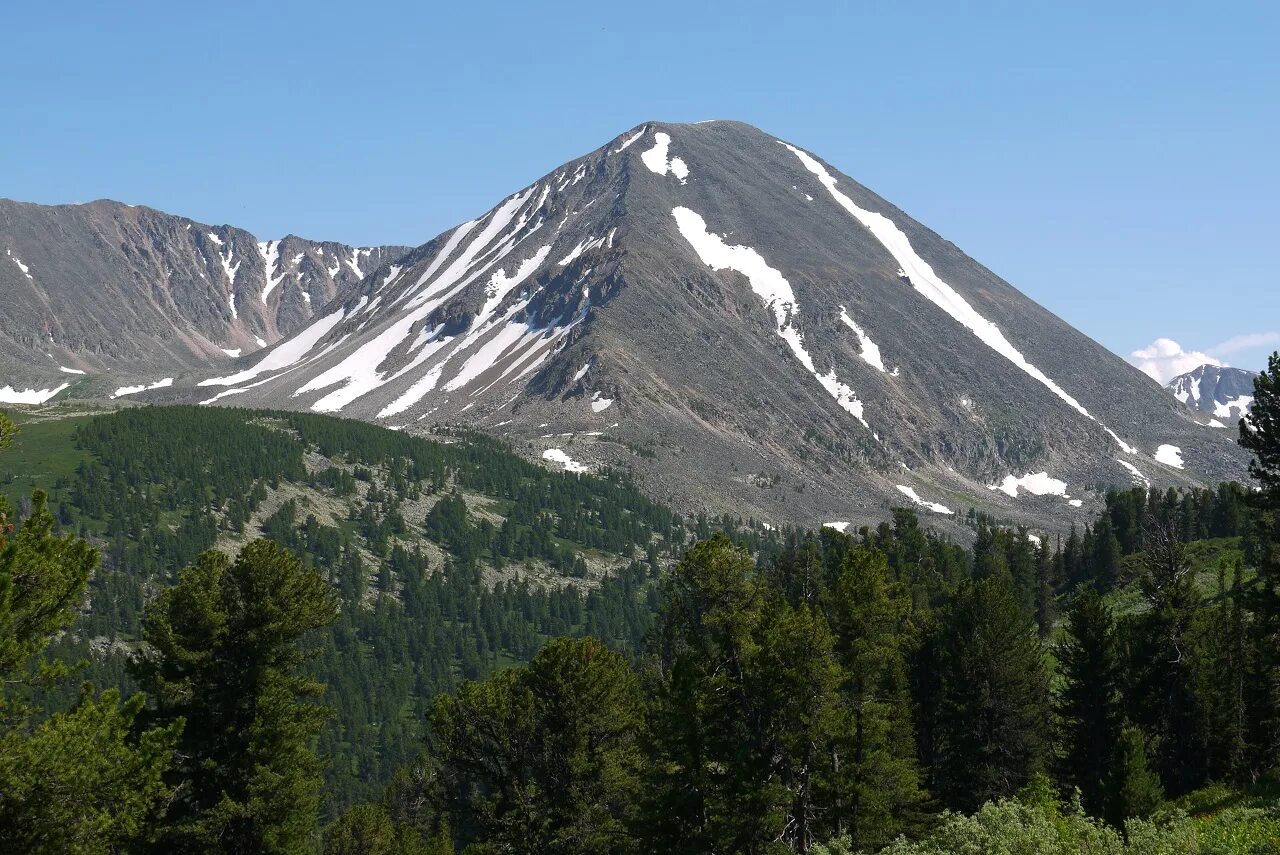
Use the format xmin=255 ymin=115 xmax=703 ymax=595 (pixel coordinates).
xmin=17 ymin=122 xmax=1255 ymax=530
xmin=0 ymin=198 xmax=408 ymax=394
xmin=1166 ymin=364 xmax=1256 ymax=423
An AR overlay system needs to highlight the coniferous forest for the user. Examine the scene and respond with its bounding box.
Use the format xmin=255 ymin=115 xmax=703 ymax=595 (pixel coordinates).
xmin=1 ymin=353 xmax=1279 ymax=853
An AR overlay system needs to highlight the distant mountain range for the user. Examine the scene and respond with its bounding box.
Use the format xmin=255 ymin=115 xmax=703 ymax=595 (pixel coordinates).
xmin=1166 ymin=364 xmax=1256 ymax=424
xmin=0 ymin=122 xmax=1253 ymax=530
xmin=0 ymin=198 xmax=407 ymax=398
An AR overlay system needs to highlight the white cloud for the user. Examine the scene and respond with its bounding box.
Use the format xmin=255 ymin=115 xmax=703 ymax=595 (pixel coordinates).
xmin=1128 ymin=338 xmax=1222 ymax=384
xmin=1208 ymin=331 xmax=1280 ymax=358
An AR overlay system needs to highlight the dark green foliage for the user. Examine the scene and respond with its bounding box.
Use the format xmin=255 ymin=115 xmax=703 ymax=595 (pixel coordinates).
xmin=822 ymin=544 xmax=929 ymax=849
xmin=0 ymin=490 xmax=97 ymax=675
xmin=1239 ymin=353 xmax=1280 ymax=772
xmin=134 ymin=540 xmax=341 ymax=854
xmin=7 ymin=397 xmax=1280 ymax=850
xmin=1056 ymin=588 xmax=1121 ymax=814
xmin=0 ymin=417 xmax=179 ymax=855
xmin=1104 ymin=726 xmax=1164 ymax=828
xmin=1123 ymin=517 xmax=1205 ymax=795
xmin=0 ymin=686 xmax=179 ymax=855
xmin=930 ymin=575 xmax=1051 ymax=812
xmin=429 ymin=636 xmax=643 ymax=853
xmin=642 ymin=534 xmax=846 ymax=853
xmin=1240 ymin=351 xmax=1280 ymax=498
xmin=20 ymin=406 xmax=735 ymax=810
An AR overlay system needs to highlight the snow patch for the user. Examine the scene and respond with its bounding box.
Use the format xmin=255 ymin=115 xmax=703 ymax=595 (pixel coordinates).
xmin=572 ymin=362 xmax=591 ymax=383
xmin=0 ymin=383 xmax=68 ymax=404
xmin=1214 ymin=395 xmax=1253 ymax=419
xmin=200 ymin=306 xmax=347 ymax=387
xmin=1117 ymin=459 xmax=1150 ymax=488
xmin=590 ymin=391 xmax=613 ymax=412
xmin=58 ymin=366 xmax=86 ymax=375
xmin=1155 ymin=444 xmax=1184 ymax=468
xmin=640 ymin=132 xmax=689 ymax=183
xmin=558 ymin=235 xmax=606 ymax=266
xmin=6 ymin=249 xmax=33 ymax=280
xmin=992 ymin=472 xmax=1070 ymax=499
xmin=221 ymin=348 xmax=242 ymax=358
xmin=838 ymin=305 xmax=886 ymax=372
xmin=258 ymin=240 xmax=284 ymax=303
xmin=823 ymin=521 xmax=850 ymax=532
xmin=895 ymin=485 xmax=954 ymax=515
xmin=542 ymin=447 xmax=589 ymax=473
xmin=112 ymin=377 xmax=174 ymax=398
xmin=612 ymin=127 xmax=648 ymax=154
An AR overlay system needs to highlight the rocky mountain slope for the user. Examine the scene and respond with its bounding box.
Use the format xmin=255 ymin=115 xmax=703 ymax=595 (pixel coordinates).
xmin=13 ymin=122 xmax=1254 ymax=530
xmin=0 ymin=198 xmax=407 ymax=400
xmin=1166 ymin=364 xmax=1256 ymax=424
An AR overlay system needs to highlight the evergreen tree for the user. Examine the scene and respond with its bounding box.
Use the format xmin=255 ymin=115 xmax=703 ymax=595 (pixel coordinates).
xmin=134 ymin=539 xmax=340 ymax=854
xmin=1238 ymin=351 xmax=1280 ymax=770
xmin=1104 ymin=725 xmax=1164 ymax=829
xmin=643 ymin=534 xmax=843 ymax=853
xmin=822 ymin=545 xmax=928 ymax=848
xmin=1056 ymin=588 xmax=1121 ymax=815
xmin=1089 ymin=515 xmax=1123 ymax=591
xmin=931 ymin=576 xmax=1051 ymax=812
xmin=323 ymin=804 xmax=399 ymax=855
xmin=429 ymin=636 xmax=643 ymax=853
xmin=1125 ymin=517 xmax=1204 ymax=794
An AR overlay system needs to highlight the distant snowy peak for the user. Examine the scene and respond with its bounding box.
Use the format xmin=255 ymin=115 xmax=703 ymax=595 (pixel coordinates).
xmin=1166 ymin=364 xmax=1256 ymax=421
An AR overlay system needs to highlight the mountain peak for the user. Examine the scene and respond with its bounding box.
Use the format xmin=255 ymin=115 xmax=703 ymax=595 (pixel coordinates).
xmin=162 ymin=124 xmax=1250 ymax=531
xmin=1166 ymin=363 xmax=1255 ymax=422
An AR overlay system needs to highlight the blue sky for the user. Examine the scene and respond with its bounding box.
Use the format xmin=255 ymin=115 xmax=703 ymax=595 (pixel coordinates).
xmin=6 ymin=1 xmax=1277 ymax=375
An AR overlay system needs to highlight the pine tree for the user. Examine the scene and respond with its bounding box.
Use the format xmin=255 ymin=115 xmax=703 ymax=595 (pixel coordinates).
xmin=643 ymin=534 xmax=843 ymax=853
xmin=1126 ymin=516 xmax=1204 ymax=794
xmin=932 ymin=576 xmax=1051 ymax=812
xmin=429 ymin=636 xmax=643 ymax=853
xmin=823 ymin=545 xmax=928 ymax=849
xmin=1089 ymin=515 xmax=1123 ymax=591
xmin=323 ymin=804 xmax=398 ymax=855
xmin=1104 ymin=726 xmax=1164 ymax=829
xmin=1238 ymin=351 xmax=1280 ymax=769
xmin=1056 ymin=588 xmax=1121 ymax=815
xmin=134 ymin=539 xmax=340 ymax=854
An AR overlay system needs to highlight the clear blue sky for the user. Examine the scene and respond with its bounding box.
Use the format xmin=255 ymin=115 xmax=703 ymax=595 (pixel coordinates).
xmin=6 ymin=1 xmax=1278 ymax=373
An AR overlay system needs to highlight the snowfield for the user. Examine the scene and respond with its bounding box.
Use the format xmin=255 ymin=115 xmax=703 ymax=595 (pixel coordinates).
xmin=0 ymin=383 xmax=69 ymax=404
xmin=992 ymin=472 xmax=1070 ymax=499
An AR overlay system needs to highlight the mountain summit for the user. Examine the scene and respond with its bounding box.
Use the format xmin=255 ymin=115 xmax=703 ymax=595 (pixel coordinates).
xmin=20 ymin=122 xmax=1255 ymax=527
xmin=1166 ymin=364 xmax=1256 ymax=424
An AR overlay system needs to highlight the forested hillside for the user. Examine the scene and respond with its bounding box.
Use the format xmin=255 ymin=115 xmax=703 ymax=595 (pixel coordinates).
xmin=2 ymin=405 xmax=779 ymax=809
xmin=2 ymin=352 xmax=1279 ymax=854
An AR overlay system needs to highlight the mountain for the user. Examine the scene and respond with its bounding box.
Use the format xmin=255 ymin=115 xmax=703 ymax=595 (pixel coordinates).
xmin=1166 ymin=364 xmax=1256 ymax=424
xmin=0 ymin=198 xmax=408 ymax=399
xmin=19 ymin=122 xmax=1254 ymax=530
